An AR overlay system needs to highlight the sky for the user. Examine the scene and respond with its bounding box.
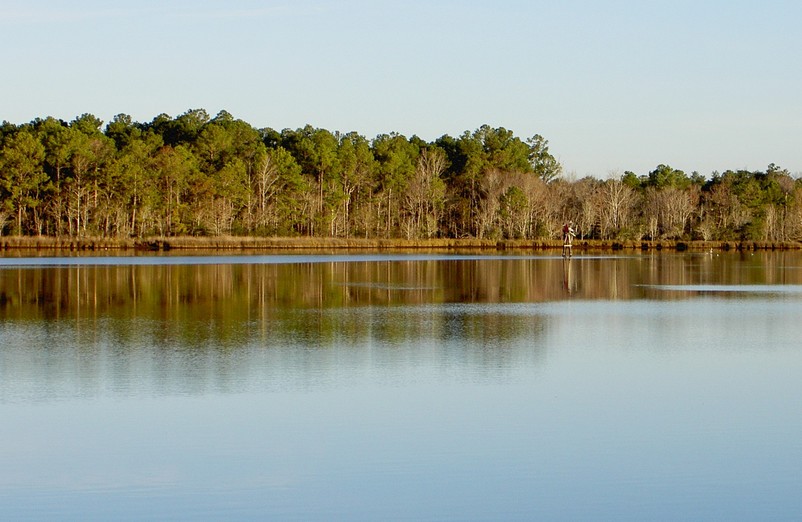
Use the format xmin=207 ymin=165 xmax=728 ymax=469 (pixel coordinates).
xmin=2 ymin=0 xmax=801 ymax=178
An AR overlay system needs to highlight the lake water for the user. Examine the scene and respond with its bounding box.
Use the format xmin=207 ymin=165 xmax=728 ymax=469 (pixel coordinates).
xmin=1 ymin=251 xmax=801 ymax=521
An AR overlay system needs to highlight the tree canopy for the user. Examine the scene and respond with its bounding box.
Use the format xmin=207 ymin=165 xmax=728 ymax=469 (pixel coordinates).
xmin=0 ymin=109 xmax=799 ymax=242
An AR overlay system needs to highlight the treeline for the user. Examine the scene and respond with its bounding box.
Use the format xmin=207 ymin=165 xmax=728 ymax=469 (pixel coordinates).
xmin=0 ymin=109 xmax=799 ymax=242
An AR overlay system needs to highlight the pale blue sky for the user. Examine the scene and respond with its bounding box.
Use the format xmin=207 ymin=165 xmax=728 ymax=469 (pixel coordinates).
xmin=2 ymin=0 xmax=801 ymax=177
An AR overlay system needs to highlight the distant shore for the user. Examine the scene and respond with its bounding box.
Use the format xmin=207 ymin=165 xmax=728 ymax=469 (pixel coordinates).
xmin=1 ymin=236 xmax=800 ymax=253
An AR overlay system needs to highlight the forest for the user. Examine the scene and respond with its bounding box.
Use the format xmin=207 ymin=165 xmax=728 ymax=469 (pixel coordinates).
xmin=0 ymin=109 xmax=800 ymax=243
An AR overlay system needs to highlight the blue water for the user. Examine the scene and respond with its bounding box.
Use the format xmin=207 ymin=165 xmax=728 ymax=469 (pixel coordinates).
xmin=1 ymin=253 xmax=801 ymax=521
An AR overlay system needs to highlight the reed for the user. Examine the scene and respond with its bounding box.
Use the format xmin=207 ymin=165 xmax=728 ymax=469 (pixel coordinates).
xmin=1 ymin=235 xmax=800 ymax=252
xmin=0 ymin=236 xmax=135 ymax=251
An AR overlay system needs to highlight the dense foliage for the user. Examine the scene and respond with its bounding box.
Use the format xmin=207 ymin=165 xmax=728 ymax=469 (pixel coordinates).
xmin=1 ymin=109 xmax=799 ymax=241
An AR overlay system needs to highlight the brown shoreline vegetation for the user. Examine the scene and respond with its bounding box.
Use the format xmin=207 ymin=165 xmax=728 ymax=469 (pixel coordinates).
xmin=1 ymin=235 xmax=799 ymax=253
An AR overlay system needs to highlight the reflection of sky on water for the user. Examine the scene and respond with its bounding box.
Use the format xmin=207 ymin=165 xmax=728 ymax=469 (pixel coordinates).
xmin=2 ymin=253 xmax=802 ymax=520
xmin=3 ymin=293 xmax=802 ymax=521
xmin=0 ymin=303 xmax=550 ymax=403
xmin=641 ymin=284 xmax=802 ymax=294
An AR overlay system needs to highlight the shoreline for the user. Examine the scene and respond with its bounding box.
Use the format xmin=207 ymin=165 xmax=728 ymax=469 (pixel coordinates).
xmin=1 ymin=236 xmax=800 ymax=253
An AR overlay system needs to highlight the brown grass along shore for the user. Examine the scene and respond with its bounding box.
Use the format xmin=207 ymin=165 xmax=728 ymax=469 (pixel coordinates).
xmin=1 ymin=235 xmax=800 ymax=253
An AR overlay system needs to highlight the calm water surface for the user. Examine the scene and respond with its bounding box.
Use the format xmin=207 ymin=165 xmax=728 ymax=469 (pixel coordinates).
xmin=1 ymin=251 xmax=801 ymax=521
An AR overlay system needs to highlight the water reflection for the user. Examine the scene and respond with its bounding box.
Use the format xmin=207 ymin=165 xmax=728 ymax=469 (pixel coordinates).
xmin=3 ymin=252 xmax=802 ymax=520
xmin=3 ymin=251 xmax=801 ymax=403
xmin=0 ymin=305 xmax=548 ymax=402
xmin=562 ymin=257 xmax=575 ymax=294
xmin=4 ymin=252 xmax=802 ymax=321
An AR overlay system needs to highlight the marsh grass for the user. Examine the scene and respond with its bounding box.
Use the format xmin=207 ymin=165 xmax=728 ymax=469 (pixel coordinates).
xmin=0 ymin=235 xmax=798 ymax=252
